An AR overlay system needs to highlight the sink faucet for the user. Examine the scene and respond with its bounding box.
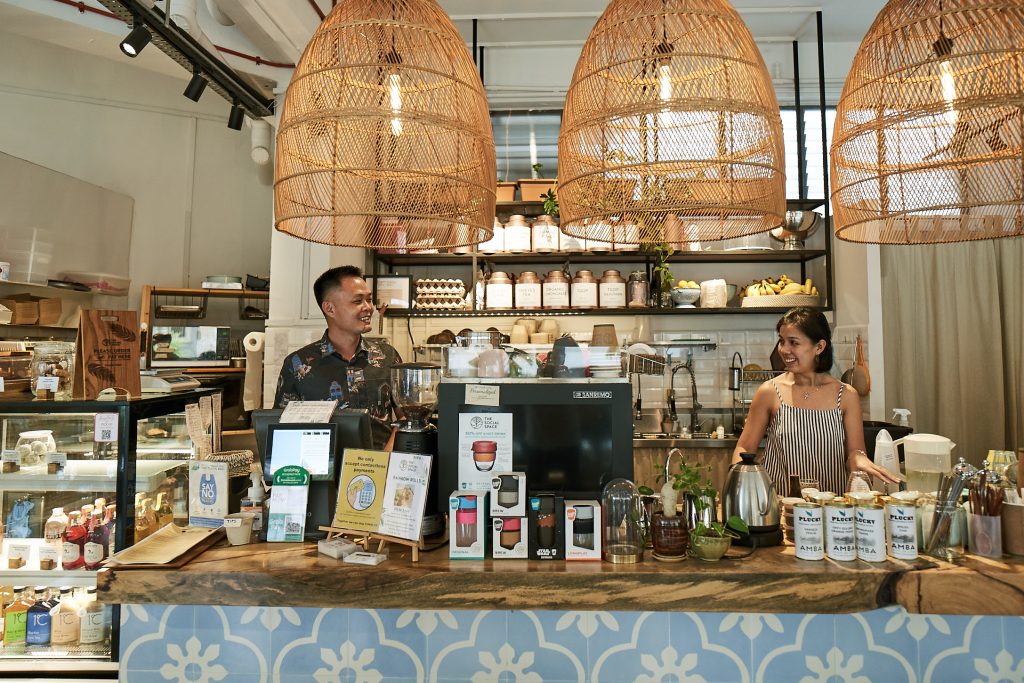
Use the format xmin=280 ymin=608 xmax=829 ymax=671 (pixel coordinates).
xmin=668 ymin=357 xmax=702 ymax=434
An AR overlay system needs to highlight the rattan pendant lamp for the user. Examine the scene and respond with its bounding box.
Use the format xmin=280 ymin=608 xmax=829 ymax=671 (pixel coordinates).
xmin=831 ymin=0 xmax=1024 ymax=244
xmin=274 ymin=0 xmax=496 ymax=249
xmin=558 ymin=0 xmax=786 ymax=246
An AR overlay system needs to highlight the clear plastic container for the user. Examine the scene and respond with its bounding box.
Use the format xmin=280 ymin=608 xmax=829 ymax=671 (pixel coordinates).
xmin=31 ymin=341 xmax=75 ymax=400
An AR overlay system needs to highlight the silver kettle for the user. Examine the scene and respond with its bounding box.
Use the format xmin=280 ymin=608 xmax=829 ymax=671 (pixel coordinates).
xmin=722 ymin=452 xmax=781 ymax=532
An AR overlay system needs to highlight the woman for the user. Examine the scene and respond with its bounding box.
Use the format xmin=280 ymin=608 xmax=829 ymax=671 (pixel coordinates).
xmin=733 ymin=307 xmax=899 ymax=495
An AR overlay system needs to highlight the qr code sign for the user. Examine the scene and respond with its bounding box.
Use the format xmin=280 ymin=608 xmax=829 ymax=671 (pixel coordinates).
xmin=95 ymin=414 xmax=119 ymax=442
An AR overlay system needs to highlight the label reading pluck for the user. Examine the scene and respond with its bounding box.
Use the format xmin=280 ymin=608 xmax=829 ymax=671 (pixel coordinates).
xmin=793 ymin=503 xmax=824 ymax=561
xmin=825 ymin=503 xmax=856 ymax=561
xmin=855 ymin=505 xmax=887 ymax=562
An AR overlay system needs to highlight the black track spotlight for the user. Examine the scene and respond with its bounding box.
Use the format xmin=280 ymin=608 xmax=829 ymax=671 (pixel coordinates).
xmin=183 ymin=69 xmax=207 ymax=102
xmin=119 ymin=22 xmax=151 ymax=58
xmin=227 ymin=102 xmax=245 ymax=130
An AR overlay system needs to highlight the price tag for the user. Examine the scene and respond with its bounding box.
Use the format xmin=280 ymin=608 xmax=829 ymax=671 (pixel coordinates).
xmin=94 ymin=413 xmax=119 ymax=442
xmin=36 ymin=376 xmax=60 ymax=391
xmin=38 ymin=546 xmax=59 ymax=569
xmin=465 ymin=384 xmax=500 ymax=407
xmin=2 ymin=451 xmax=20 ymax=467
xmin=46 ymin=452 xmax=68 ymax=475
xmin=222 ymin=517 xmax=243 ymax=528
xmin=8 ymin=543 xmax=30 ymax=562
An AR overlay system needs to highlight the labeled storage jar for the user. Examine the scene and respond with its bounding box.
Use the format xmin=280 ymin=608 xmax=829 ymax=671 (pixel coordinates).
xmin=485 ymin=272 xmax=514 ymax=310
xmin=598 ymin=270 xmax=627 ymax=309
xmin=532 ymin=215 xmax=560 ymax=252
xmin=31 ymin=341 xmax=75 ymax=400
xmin=479 ymin=218 xmax=504 ymax=254
xmin=542 ymin=271 xmax=571 ymax=309
xmin=514 ymin=271 xmax=542 ymax=309
xmin=571 ymin=270 xmax=598 ymax=309
xmin=504 ymin=215 xmax=532 ymax=253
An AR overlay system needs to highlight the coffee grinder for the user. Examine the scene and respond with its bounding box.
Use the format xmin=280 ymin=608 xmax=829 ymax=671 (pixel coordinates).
xmin=391 ymin=362 xmax=444 ymax=538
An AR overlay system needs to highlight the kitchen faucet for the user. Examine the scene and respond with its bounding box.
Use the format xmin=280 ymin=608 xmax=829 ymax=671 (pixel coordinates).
xmin=667 ymin=354 xmax=702 ymax=434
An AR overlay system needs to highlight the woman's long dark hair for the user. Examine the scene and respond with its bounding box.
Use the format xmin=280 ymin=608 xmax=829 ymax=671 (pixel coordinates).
xmin=776 ymin=307 xmax=833 ymax=373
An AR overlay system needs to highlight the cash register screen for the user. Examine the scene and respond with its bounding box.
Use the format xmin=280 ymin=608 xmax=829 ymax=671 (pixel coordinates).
xmin=264 ymin=423 xmax=337 ymax=481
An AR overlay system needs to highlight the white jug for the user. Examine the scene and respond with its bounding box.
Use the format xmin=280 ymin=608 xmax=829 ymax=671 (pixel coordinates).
xmin=893 ymin=433 xmax=955 ymax=494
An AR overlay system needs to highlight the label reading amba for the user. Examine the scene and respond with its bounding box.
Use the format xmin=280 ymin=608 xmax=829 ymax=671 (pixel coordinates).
xmin=572 ymin=391 xmax=612 ymax=399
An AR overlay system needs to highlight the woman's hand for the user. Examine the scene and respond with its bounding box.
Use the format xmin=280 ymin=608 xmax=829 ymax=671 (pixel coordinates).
xmin=848 ymin=450 xmax=904 ymax=485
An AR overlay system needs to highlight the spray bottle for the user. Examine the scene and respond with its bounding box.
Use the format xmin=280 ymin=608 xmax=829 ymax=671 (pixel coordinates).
xmin=891 ymin=409 xmax=911 ymax=428
xmin=240 ymin=464 xmax=266 ymax=541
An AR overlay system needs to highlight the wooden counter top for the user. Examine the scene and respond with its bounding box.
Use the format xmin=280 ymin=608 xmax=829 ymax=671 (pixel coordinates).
xmin=97 ymin=542 xmax=958 ymax=614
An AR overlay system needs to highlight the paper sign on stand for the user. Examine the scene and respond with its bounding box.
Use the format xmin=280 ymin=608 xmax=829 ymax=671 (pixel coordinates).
xmin=281 ymin=400 xmax=338 ymax=424
xmin=188 ymin=460 xmax=228 ymax=528
xmin=266 ymin=465 xmax=310 ymax=542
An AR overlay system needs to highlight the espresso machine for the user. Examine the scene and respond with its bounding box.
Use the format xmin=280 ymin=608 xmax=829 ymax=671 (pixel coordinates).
xmin=391 ymin=362 xmax=443 ymax=537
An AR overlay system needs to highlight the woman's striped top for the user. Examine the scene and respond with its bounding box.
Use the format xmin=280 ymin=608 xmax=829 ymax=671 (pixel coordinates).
xmin=761 ymin=378 xmax=849 ymax=496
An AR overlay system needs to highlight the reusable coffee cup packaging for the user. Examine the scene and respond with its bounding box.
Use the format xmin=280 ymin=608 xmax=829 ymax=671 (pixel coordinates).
xmin=536 ymin=496 xmax=556 ymax=548
xmin=498 ymin=517 xmax=521 ymax=550
xmin=455 ymin=495 xmax=478 ymax=548
xmin=572 ymin=504 xmax=595 ymax=549
xmin=497 ymin=474 xmax=520 ymax=508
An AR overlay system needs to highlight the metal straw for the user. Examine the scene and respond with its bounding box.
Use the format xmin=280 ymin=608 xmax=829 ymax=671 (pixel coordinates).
xmin=926 ymin=471 xmax=966 ymax=555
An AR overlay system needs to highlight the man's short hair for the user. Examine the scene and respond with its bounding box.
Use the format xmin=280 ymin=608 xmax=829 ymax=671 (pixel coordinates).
xmin=314 ymin=266 xmax=365 ymax=309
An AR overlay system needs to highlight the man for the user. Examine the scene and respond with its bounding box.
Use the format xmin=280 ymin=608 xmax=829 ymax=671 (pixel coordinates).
xmin=274 ymin=266 xmax=402 ymax=446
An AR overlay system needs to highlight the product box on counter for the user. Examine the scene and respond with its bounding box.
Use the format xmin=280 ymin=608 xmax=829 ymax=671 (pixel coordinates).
xmin=528 ymin=494 xmax=564 ymax=560
xmin=492 ymin=517 xmax=528 ymax=558
xmin=450 ymin=491 xmax=489 ymax=559
xmin=564 ymin=500 xmax=602 ymax=560
xmin=490 ymin=472 xmax=526 ymax=518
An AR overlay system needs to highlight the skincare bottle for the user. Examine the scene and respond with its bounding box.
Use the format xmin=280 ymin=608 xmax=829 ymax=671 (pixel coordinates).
xmin=3 ymin=586 xmax=32 ymax=646
xmin=62 ymin=512 xmax=87 ymax=570
xmin=240 ymin=467 xmax=266 ymax=537
xmin=83 ymin=509 xmax=108 ymax=570
xmin=44 ymin=507 xmax=68 ymax=547
xmin=78 ymin=588 xmax=106 ymax=646
xmin=105 ymin=505 xmax=117 ymax=558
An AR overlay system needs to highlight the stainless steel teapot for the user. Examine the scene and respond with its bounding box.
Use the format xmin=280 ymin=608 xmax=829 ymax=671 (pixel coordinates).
xmin=722 ymin=452 xmax=781 ymax=532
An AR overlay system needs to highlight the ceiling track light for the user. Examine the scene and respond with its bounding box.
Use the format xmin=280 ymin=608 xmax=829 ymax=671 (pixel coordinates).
xmin=183 ymin=68 xmax=207 ymax=102
xmin=98 ymin=0 xmax=274 ymax=119
xmin=227 ymin=102 xmax=245 ymax=130
xmin=119 ymin=22 xmax=151 ymax=57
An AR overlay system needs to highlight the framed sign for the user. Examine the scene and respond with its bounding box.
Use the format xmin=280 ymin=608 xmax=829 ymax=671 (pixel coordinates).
xmin=367 ymin=275 xmax=412 ymax=309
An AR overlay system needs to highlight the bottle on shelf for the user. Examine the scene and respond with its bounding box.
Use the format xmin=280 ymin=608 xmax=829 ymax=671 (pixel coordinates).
xmin=3 ymin=586 xmax=33 ymax=646
xmin=156 ymin=492 xmax=174 ymax=529
xmin=50 ymin=587 xmax=80 ymax=647
xmin=240 ymin=467 xmax=266 ymax=539
xmin=78 ymin=587 xmax=107 ymax=647
xmin=25 ymin=587 xmax=52 ymax=646
xmin=61 ymin=511 xmax=87 ymax=570
xmin=44 ymin=507 xmax=68 ymax=547
xmin=84 ymin=508 xmax=108 ymax=570
xmin=79 ymin=503 xmax=95 ymax=525
xmin=105 ymin=504 xmax=117 ymax=556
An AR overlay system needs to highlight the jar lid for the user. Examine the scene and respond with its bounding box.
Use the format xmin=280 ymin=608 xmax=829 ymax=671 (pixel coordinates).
xmin=507 ymin=214 xmax=528 ymax=226
xmin=488 ymin=272 xmax=512 ymax=284
xmin=546 ymin=270 xmax=567 ymax=280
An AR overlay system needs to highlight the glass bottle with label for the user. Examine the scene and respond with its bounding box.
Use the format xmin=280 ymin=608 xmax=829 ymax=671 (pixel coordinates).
xmin=50 ymin=587 xmax=80 ymax=647
xmin=105 ymin=504 xmax=117 ymax=557
xmin=78 ymin=588 xmax=107 ymax=646
xmin=84 ymin=509 xmax=108 ymax=570
xmin=26 ymin=587 xmax=52 ymax=646
xmin=135 ymin=499 xmax=154 ymax=542
xmin=62 ymin=512 xmax=87 ymax=570
xmin=44 ymin=507 xmax=68 ymax=547
xmin=3 ymin=586 xmax=33 ymax=646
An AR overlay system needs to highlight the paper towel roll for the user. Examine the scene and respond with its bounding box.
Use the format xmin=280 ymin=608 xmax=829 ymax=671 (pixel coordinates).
xmin=243 ymin=332 xmax=265 ymax=411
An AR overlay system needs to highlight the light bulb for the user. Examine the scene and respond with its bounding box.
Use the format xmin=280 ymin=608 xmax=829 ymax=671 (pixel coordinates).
xmin=388 ymin=72 xmax=403 ymax=136
xmin=939 ymin=60 xmax=957 ymax=124
xmin=658 ymin=63 xmax=672 ymax=102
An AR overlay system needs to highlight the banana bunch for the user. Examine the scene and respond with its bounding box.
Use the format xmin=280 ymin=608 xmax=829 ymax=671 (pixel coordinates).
xmin=742 ymin=274 xmax=818 ymax=297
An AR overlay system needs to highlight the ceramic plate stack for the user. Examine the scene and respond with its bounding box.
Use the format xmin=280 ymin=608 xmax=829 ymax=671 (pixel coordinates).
xmin=780 ymin=497 xmax=804 ymax=543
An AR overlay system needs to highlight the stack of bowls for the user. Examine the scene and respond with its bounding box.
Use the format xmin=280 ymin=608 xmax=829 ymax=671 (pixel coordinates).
xmin=780 ymin=497 xmax=804 ymax=543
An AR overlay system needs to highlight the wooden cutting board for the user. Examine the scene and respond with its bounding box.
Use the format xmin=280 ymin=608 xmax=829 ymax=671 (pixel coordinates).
xmin=852 ymin=334 xmax=871 ymax=395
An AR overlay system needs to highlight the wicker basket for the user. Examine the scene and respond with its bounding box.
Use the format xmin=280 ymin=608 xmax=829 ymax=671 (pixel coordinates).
xmin=741 ymin=293 xmax=820 ymax=308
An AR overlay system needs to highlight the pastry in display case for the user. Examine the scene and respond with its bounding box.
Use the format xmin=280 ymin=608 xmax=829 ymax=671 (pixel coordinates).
xmin=0 ymin=389 xmax=217 ymax=671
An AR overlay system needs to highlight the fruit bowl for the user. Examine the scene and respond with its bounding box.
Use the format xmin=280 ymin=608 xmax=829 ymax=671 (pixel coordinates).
xmin=670 ymin=287 xmax=701 ymax=308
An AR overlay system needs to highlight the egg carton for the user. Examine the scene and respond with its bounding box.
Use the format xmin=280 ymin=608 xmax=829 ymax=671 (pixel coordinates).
xmin=415 ymin=278 xmax=466 ymax=297
xmin=414 ymin=298 xmax=469 ymax=310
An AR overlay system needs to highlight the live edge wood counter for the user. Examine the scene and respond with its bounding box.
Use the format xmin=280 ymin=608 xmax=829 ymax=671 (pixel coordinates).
xmin=95 ymin=542 xmax=1022 ymax=615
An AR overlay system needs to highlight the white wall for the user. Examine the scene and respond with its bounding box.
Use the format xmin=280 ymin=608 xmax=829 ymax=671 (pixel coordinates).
xmin=0 ymin=30 xmax=272 ymax=308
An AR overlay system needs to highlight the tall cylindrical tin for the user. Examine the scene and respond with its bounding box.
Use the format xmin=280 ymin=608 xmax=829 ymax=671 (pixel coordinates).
xmin=855 ymin=504 xmax=886 ymax=562
xmin=886 ymin=502 xmax=919 ymax=560
xmin=793 ymin=502 xmax=824 ymax=561
xmin=824 ymin=501 xmax=856 ymax=561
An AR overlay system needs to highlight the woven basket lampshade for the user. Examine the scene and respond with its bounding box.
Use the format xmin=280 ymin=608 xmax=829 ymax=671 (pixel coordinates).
xmin=558 ymin=0 xmax=786 ymax=246
xmin=831 ymin=0 xmax=1024 ymax=244
xmin=274 ymin=0 xmax=496 ymax=249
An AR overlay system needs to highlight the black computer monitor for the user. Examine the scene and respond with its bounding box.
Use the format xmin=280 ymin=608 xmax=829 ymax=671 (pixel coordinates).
xmin=264 ymin=423 xmax=337 ymax=482
xmin=251 ymin=408 xmax=374 ymax=539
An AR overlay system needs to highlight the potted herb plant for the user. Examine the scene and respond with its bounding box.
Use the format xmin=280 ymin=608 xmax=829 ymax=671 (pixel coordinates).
xmin=689 ymin=516 xmax=749 ymax=562
xmin=643 ymin=459 xmax=715 ymax=561
xmin=649 ymin=242 xmax=675 ymax=308
xmin=519 ymin=163 xmax=556 ymax=202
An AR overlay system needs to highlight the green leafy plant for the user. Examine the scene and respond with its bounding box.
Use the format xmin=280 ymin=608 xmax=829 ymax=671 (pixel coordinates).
xmin=532 ymin=162 xmax=544 ymax=178
xmin=649 ymin=242 xmax=675 ymax=296
xmin=692 ymin=516 xmax=749 ymax=540
xmin=541 ymin=186 xmax=559 ymax=218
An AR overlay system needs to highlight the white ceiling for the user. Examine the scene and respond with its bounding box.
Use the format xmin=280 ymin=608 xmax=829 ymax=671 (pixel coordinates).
xmin=0 ymin=0 xmax=888 ymax=102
